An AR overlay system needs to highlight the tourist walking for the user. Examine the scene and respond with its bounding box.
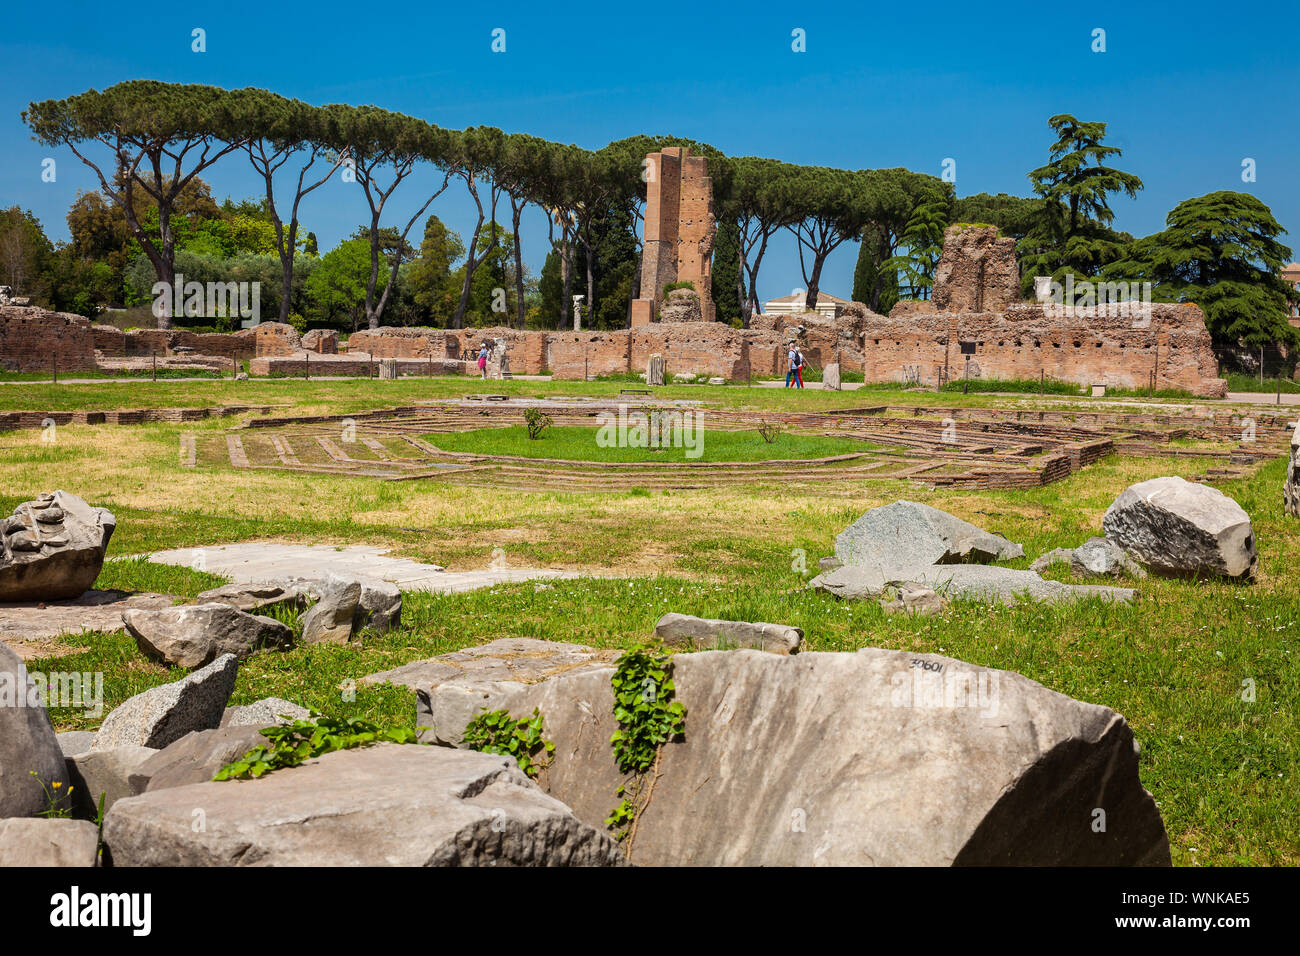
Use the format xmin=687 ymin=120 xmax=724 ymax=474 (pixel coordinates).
xmin=477 ymin=344 xmax=489 ymax=379
xmin=786 ymin=344 xmax=805 ymax=388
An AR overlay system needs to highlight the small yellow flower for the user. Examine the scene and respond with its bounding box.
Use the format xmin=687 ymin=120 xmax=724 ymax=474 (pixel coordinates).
xmin=51 ymin=782 xmax=62 ymax=789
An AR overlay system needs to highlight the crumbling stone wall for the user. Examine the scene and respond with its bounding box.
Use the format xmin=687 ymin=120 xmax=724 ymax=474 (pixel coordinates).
xmin=301 ymin=329 xmax=338 ymax=354
xmin=858 ymin=303 xmax=1226 ymax=397
xmin=931 ymin=225 xmax=1020 ymax=313
xmin=0 ymin=306 xmax=96 ymax=372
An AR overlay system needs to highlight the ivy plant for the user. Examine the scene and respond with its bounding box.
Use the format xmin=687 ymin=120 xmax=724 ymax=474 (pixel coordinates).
xmin=461 ymin=707 xmax=555 ymax=779
xmin=214 ymin=712 xmax=421 ymax=780
xmin=605 ymin=644 xmax=686 ymax=843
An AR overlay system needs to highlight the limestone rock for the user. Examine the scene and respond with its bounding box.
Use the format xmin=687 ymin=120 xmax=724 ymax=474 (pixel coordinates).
xmin=429 ymin=649 xmax=1170 ymax=866
xmin=93 ymin=654 xmax=238 ymax=750
xmin=1071 ymin=537 xmax=1147 ymax=579
xmin=653 ymin=612 xmax=802 ymax=654
xmin=646 ymin=353 xmax=665 ymax=387
xmin=817 ymin=555 xmax=842 ymax=572
xmin=220 ymin=697 xmax=311 ymax=728
xmin=66 ymin=745 xmax=156 ymax=817
xmin=0 ymin=491 xmax=116 ymax=602
xmin=1102 ymin=476 xmax=1257 ymax=579
xmin=879 ymin=583 xmax=947 ymax=616
xmin=102 ymin=744 xmax=627 ymax=866
xmin=809 ymin=564 xmax=889 ymax=600
xmin=127 ymin=726 xmax=269 ymax=794
xmin=353 ymin=576 xmax=401 ymax=632
xmin=378 ymin=358 xmax=398 ymax=380
xmin=914 ymin=565 xmax=1137 ymax=606
xmin=0 ymin=818 xmax=99 ymax=866
xmin=1285 ymin=419 xmax=1300 ymax=518
xmin=707 ymin=376 xmax=725 ymax=385
xmin=834 ymin=500 xmax=1023 ymax=577
xmin=822 ymin=362 xmax=841 ymax=390
xmin=1029 ymin=548 xmax=1074 ymax=574
xmin=0 ymin=643 xmax=69 ymax=818
xmin=195 ymin=581 xmax=301 ymax=613
xmin=362 ymin=637 xmax=616 ymax=746
xmin=56 ymin=731 xmax=97 ymax=757
xmin=300 ymin=575 xmax=361 ymax=644
xmin=123 ymin=603 xmax=294 ymax=667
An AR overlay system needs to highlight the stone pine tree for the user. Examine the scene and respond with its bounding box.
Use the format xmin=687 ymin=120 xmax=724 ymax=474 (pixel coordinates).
xmin=1106 ymin=191 xmax=1297 ymax=350
xmin=1021 ymin=114 xmax=1143 ymax=286
xmin=23 ymin=81 xmax=255 ymax=328
xmin=726 ymin=157 xmax=794 ymax=327
xmin=321 ymin=104 xmax=458 ymax=329
xmin=240 ymin=93 xmax=350 ymax=325
xmin=775 ymin=166 xmax=866 ymax=311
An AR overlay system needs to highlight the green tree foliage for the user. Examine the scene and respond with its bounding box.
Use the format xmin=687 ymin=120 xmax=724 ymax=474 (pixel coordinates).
xmin=1105 ymin=191 xmax=1297 ymax=349
xmin=304 ymin=238 xmax=385 ymax=330
xmin=1020 ymin=114 xmax=1142 ymax=288
xmin=851 ymin=224 xmax=898 ymax=315
xmin=950 ymin=192 xmax=1042 ymax=240
xmin=406 ymin=214 xmax=464 ymax=325
xmin=884 ymin=200 xmax=950 ymax=300
xmin=712 ymin=215 xmax=742 ymax=324
xmin=0 ymin=207 xmax=55 ymax=302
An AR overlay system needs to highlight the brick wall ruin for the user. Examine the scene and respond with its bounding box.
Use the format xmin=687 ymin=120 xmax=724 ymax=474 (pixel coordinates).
xmin=931 ymin=225 xmax=1020 ymax=313
xmin=2 ymin=221 xmax=1227 ymax=396
xmin=631 ymin=146 xmax=716 ymax=326
xmin=0 ymin=306 xmax=97 ymax=372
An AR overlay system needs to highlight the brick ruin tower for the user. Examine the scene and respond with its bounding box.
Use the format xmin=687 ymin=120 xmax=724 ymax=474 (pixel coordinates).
xmin=631 ymin=146 xmax=716 ymax=325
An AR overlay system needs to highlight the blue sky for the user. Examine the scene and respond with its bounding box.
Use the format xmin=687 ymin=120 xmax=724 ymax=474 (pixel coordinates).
xmin=1 ymin=0 xmax=1296 ymax=304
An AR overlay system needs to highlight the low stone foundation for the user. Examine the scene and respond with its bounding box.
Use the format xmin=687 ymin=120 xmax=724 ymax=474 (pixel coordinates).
xmin=0 ymin=306 xmax=97 ymax=372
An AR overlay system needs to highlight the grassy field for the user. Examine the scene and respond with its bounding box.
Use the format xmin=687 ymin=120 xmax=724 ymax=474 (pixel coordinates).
xmin=428 ymin=424 xmax=875 ymax=462
xmin=2 ymin=375 xmax=1296 ymax=866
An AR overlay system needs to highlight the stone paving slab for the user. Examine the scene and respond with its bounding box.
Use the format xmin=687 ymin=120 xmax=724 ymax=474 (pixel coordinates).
xmin=0 ymin=589 xmax=177 ymax=658
xmin=142 ymin=543 xmax=584 ymax=594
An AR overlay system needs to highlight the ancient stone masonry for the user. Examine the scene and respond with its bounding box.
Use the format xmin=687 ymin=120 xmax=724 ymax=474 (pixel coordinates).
xmin=631 ymin=146 xmax=716 ymax=326
xmin=0 ymin=306 xmax=96 ymax=372
xmin=931 ymin=225 xmax=1021 ymax=313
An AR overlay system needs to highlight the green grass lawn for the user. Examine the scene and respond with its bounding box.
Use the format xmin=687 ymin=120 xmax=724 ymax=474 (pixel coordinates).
xmin=5 ymin=375 xmax=1297 ymax=866
xmin=427 ymin=424 xmax=872 ymax=462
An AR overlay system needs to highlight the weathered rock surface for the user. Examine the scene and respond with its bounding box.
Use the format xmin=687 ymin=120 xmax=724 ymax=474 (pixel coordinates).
xmin=103 ymin=744 xmax=627 ymax=866
xmin=879 ymin=583 xmax=947 ymax=616
xmin=1103 ymin=476 xmax=1257 ymax=579
xmin=195 ymin=581 xmax=300 ymax=613
xmin=123 ymin=603 xmax=294 ymax=667
xmin=1071 ymin=537 xmax=1147 ymax=579
xmin=914 ymin=565 xmax=1137 ymax=606
xmin=56 ymin=731 xmax=97 ymax=757
xmin=363 ymin=637 xmax=617 ymax=746
xmin=220 ymin=696 xmax=310 ymax=728
xmin=808 ymin=564 xmax=890 ymax=600
xmin=0 ymin=491 xmax=116 ymax=602
xmin=817 ymin=555 xmax=842 ymax=572
xmin=300 ymin=575 xmax=361 ymax=644
xmin=1286 ymin=419 xmax=1300 ymax=518
xmin=1029 ymin=548 xmax=1074 ymax=574
xmin=430 ymin=649 xmax=1170 ymax=866
xmin=0 ymin=818 xmax=99 ymax=866
xmin=834 ymin=501 xmax=1023 ymax=576
xmin=646 ymin=353 xmax=665 ymax=387
xmin=66 ymin=745 xmax=156 ymax=817
xmin=0 ymin=643 xmax=69 ymax=818
xmin=653 ymin=612 xmax=802 ymax=654
xmin=127 ymin=726 xmax=268 ymax=794
xmin=93 ymin=654 xmax=238 ymax=750
xmin=822 ymin=362 xmax=841 ymax=390
xmin=813 ymin=562 xmax=1134 ymax=606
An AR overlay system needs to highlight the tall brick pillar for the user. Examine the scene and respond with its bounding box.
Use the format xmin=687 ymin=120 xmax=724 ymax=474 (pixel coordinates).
xmin=633 ymin=146 xmax=716 ymax=325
